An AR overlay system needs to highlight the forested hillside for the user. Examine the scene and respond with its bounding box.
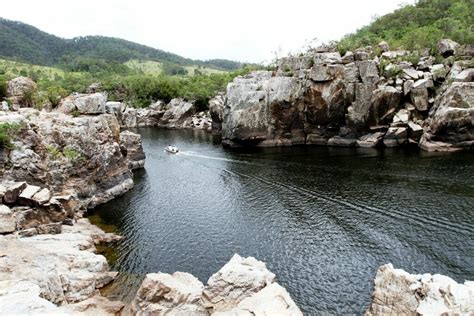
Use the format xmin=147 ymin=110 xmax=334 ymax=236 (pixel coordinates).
xmin=0 ymin=18 xmax=242 ymax=71
xmin=338 ymin=0 xmax=473 ymax=53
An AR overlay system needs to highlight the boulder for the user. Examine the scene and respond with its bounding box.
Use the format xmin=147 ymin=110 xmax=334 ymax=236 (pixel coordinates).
xmin=313 ymin=52 xmax=342 ymax=64
xmin=347 ymin=83 xmax=376 ymax=130
xmin=215 ymin=283 xmax=303 ymax=316
xmin=0 ymin=204 xmax=16 ymax=233
xmin=370 ymin=86 xmax=402 ymax=126
xmin=309 ymin=64 xmax=344 ymax=82
xmin=454 ymin=68 xmax=474 ymax=82
xmin=357 ymin=132 xmax=385 ymax=148
xmin=402 ymin=68 xmax=419 ymax=80
xmin=437 ymin=39 xmax=459 ymax=57
xmin=420 ymin=82 xmax=474 ymax=151
xmin=408 ymin=121 xmax=423 ymax=141
xmin=32 ymin=188 xmax=52 ymax=205
xmin=357 ymin=60 xmax=379 ymax=84
xmin=59 ymin=93 xmax=107 ymax=115
xmin=203 ymin=254 xmax=276 ymax=312
xmin=366 ymin=264 xmax=474 ymax=315
xmin=341 ymin=51 xmax=355 ymax=64
xmin=6 ymin=77 xmax=37 ymax=107
xmin=119 ymin=130 xmax=146 ymax=170
xmin=132 ymin=272 xmax=206 ymax=315
xmin=3 ymin=182 xmax=27 ymax=204
xmin=159 ymin=98 xmax=196 ymax=128
xmin=392 ymin=109 xmax=410 ymax=126
xmin=383 ymin=127 xmax=407 ymax=147
xmin=18 ymin=184 xmax=41 ymax=206
xmin=410 ymin=87 xmax=429 ymax=111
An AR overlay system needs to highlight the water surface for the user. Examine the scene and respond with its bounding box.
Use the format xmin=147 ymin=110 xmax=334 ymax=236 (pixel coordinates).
xmin=92 ymin=128 xmax=474 ymax=314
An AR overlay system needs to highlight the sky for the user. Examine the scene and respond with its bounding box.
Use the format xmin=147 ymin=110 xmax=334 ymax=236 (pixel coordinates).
xmin=2 ymin=0 xmax=416 ymax=63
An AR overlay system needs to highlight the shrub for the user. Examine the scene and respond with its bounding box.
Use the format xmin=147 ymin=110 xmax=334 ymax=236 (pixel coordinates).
xmin=46 ymin=86 xmax=68 ymax=107
xmin=63 ymin=147 xmax=84 ymax=162
xmin=0 ymin=122 xmax=21 ymax=149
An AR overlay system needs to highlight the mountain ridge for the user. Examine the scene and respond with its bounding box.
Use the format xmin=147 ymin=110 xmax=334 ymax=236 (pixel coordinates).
xmin=0 ymin=18 xmax=242 ymax=70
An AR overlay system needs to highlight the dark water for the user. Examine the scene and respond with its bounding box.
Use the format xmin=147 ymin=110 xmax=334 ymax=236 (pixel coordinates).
xmin=92 ymin=128 xmax=474 ymax=314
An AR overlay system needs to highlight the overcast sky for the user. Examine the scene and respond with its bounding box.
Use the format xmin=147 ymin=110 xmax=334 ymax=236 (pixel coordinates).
xmin=2 ymin=0 xmax=415 ymax=63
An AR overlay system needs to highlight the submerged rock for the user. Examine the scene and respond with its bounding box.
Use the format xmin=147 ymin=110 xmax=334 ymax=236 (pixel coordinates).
xmin=366 ymin=263 xmax=474 ymax=315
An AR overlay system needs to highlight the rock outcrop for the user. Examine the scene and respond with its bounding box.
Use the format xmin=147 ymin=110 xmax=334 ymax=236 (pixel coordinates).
xmin=420 ymin=82 xmax=473 ymax=151
xmin=6 ymin=76 xmax=37 ymax=109
xmin=132 ymin=254 xmax=302 ymax=315
xmin=221 ymin=41 xmax=474 ymax=151
xmin=366 ymin=264 xmax=474 ymax=316
xmin=209 ymin=94 xmax=225 ymax=134
xmin=0 ymin=107 xmax=142 ymax=209
xmin=59 ymin=93 xmax=107 ymax=115
xmin=120 ymin=130 xmax=146 ymax=169
xmin=0 ymin=218 xmax=124 ymax=315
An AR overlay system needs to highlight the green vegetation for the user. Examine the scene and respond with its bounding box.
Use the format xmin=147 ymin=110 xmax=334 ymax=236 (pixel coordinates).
xmin=46 ymin=144 xmax=84 ymax=162
xmin=0 ymin=18 xmax=242 ymax=71
xmin=337 ymin=0 xmax=474 ymax=54
xmin=0 ymin=122 xmax=20 ymax=149
xmin=0 ymin=57 xmax=256 ymax=110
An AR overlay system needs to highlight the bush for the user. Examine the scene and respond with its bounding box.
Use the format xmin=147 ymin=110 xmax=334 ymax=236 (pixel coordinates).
xmin=0 ymin=122 xmax=20 ymax=149
xmin=46 ymin=86 xmax=68 ymax=107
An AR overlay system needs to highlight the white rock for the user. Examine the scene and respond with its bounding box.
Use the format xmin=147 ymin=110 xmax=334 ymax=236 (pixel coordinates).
xmin=132 ymin=272 xmax=206 ymax=315
xmin=366 ymin=264 xmax=474 ymax=315
xmin=0 ymin=204 xmax=15 ymax=233
xmin=203 ymin=254 xmax=276 ymax=312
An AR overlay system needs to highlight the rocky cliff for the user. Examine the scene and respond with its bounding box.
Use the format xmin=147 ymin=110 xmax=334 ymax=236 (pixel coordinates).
xmin=220 ymin=40 xmax=473 ymax=151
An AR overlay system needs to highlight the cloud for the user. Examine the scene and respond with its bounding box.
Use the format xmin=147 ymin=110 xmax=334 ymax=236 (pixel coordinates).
xmin=2 ymin=0 xmax=415 ymax=63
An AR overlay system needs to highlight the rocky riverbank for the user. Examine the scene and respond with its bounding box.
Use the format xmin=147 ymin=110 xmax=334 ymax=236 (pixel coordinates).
xmin=0 ymin=43 xmax=473 ymax=314
xmin=218 ymin=39 xmax=473 ymax=151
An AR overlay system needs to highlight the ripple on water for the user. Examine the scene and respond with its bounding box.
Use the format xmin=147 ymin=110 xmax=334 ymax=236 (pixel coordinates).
xmin=90 ymin=128 xmax=474 ymax=314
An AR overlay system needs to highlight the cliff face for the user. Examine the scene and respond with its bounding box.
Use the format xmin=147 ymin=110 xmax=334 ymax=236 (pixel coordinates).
xmin=0 ymin=108 xmax=138 ymax=209
xmin=221 ymin=41 xmax=473 ymax=151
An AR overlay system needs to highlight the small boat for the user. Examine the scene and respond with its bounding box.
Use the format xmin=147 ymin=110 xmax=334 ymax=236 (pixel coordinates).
xmin=164 ymin=145 xmax=179 ymax=154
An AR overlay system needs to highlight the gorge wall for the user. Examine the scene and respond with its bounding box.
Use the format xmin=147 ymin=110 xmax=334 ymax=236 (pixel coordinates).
xmin=218 ymin=40 xmax=473 ymax=152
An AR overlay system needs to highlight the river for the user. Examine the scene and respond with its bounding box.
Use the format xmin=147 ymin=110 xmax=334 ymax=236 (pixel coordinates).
xmin=91 ymin=128 xmax=474 ymax=314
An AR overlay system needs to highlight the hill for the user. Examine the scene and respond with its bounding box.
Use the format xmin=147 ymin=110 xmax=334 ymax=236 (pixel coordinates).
xmin=337 ymin=0 xmax=474 ymax=54
xmin=0 ymin=18 xmax=242 ymax=71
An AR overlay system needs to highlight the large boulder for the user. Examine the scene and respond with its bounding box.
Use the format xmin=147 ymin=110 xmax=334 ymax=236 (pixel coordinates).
xmin=214 ymin=283 xmax=303 ymax=316
xmin=6 ymin=77 xmax=37 ymax=108
xmin=420 ymin=82 xmax=474 ymax=151
xmin=437 ymin=39 xmax=459 ymax=57
xmin=59 ymin=93 xmax=107 ymax=115
xmin=203 ymin=254 xmax=276 ymax=312
xmin=366 ymin=264 xmax=474 ymax=315
xmin=131 ymin=272 xmax=207 ymax=315
xmin=159 ymin=98 xmax=195 ymax=128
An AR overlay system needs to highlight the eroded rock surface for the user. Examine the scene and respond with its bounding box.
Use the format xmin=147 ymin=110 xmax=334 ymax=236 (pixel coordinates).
xmin=366 ymin=264 xmax=474 ymax=316
xmin=221 ymin=42 xmax=474 ymax=151
xmin=0 ymin=218 xmax=124 ymax=315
